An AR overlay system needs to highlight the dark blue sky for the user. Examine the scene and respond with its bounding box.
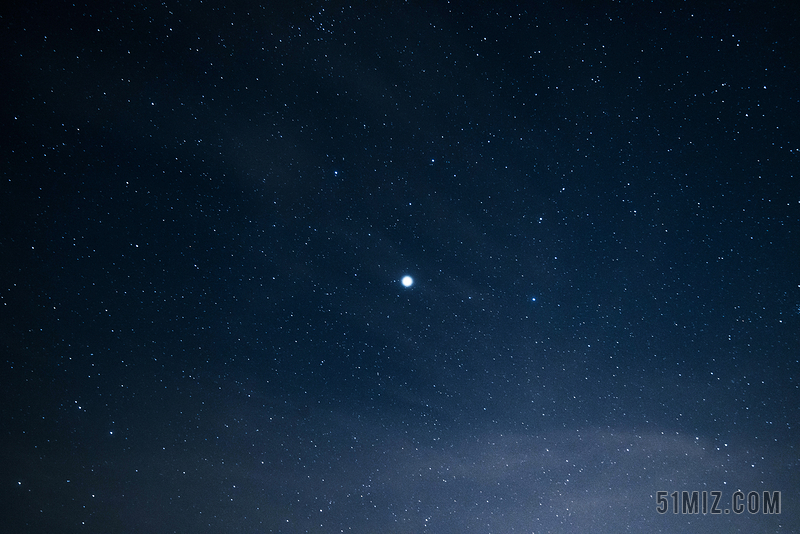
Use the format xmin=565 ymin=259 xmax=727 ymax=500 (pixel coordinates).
xmin=2 ymin=1 xmax=798 ymax=532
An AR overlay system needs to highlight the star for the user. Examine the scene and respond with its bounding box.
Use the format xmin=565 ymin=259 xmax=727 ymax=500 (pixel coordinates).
xmin=401 ymin=276 xmax=413 ymax=287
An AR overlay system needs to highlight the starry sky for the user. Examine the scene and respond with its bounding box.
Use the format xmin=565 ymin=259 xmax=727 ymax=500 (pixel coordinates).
xmin=2 ymin=1 xmax=799 ymax=532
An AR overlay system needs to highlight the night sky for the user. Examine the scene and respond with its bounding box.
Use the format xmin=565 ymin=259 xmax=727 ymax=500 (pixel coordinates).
xmin=3 ymin=1 xmax=799 ymax=532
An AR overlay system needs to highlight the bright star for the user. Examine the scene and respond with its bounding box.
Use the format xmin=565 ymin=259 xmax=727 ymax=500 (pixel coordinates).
xmin=401 ymin=276 xmax=413 ymax=287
